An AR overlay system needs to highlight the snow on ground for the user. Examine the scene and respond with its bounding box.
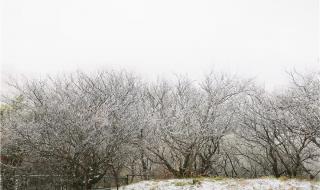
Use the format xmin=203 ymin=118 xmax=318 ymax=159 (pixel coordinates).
xmin=118 ymin=178 xmax=320 ymax=190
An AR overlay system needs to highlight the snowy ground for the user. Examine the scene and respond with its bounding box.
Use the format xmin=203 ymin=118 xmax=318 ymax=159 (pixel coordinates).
xmin=117 ymin=178 xmax=320 ymax=190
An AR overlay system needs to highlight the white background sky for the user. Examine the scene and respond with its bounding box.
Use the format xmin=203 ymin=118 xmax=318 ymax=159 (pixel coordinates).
xmin=1 ymin=0 xmax=319 ymax=91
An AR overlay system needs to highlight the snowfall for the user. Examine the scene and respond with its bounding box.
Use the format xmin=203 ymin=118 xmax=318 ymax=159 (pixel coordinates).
xmin=117 ymin=178 xmax=320 ymax=190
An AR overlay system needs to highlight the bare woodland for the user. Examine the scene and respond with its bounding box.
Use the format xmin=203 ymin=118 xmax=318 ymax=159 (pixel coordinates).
xmin=1 ymin=70 xmax=320 ymax=189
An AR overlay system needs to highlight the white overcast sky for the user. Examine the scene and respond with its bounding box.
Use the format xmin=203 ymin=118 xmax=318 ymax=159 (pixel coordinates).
xmin=1 ymin=0 xmax=319 ymax=91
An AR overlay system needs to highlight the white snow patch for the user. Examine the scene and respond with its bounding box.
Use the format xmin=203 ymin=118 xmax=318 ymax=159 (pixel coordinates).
xmin=117 ymin=178 xmax=320 ymax=190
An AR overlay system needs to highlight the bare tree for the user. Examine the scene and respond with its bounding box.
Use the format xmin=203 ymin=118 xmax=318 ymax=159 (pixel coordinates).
xmin=237 ymin=86 xmax=319 ymax=178
xmin=144 ymin=73 xmax=250 ymax=177
xmin=2 ymin=71 xmax=141 ymax=189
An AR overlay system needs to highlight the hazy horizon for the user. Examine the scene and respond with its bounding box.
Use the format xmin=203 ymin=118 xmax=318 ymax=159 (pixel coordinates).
xmin=1 ymin=0 xmax=319 ymax=91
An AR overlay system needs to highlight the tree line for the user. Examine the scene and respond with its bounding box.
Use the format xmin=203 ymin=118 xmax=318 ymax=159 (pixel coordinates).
xmin=1 ymin=70 xmax=320 ymax=189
